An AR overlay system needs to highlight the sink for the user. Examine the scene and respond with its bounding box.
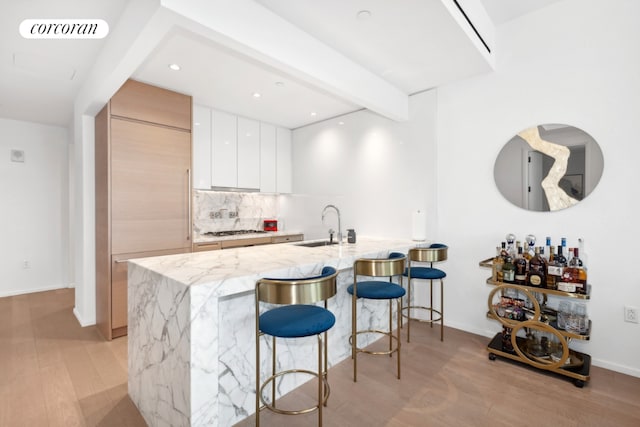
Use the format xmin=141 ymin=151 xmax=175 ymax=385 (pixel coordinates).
xmin=295 ymin=240 xmax=339 ymax=248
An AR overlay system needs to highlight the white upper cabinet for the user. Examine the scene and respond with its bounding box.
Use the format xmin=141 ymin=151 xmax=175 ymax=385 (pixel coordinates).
xmin=192 ymin=105 xmax=212 ymax=190
xmin=260 ymin=123 xmax=277 ymax=193
xmin=211 ymin=109 xmax=238 ymax=188
xmin=276 ymin=127 xmax=292 ymax=193
xmin=237 ymin=117 xmax=260 ymax=189
xmin=193 ymin=104 xmax=292 ymax=193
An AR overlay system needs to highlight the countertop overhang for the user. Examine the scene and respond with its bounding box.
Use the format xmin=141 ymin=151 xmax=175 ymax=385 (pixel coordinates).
xmin=129 ymin=236 xmax=418 ymax=297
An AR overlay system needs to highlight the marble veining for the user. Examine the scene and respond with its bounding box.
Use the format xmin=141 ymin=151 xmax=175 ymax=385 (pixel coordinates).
xmin=128 ymin=237 xmax=416 ymax=426
xmin=193 ymin=190 xmax=278 ymax=236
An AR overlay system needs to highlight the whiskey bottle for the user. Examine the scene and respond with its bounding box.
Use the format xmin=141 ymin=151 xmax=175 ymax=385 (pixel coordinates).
xmin=527 ymin=247 xmax=546 ymax=287
xmin=503 ymin=256 xmax=516 ymax=284
xmin=493 ymin=246 xmax=503 ymax=281
xmin=564 ymin=248 xmax=588 ymax=294
xmin=525 ymin=234 xmax=536 ymax=259
xmin=514 ymin=247 xmax=527 ymax=285
xmin=546 ymin=245 xmax=561 ymax=289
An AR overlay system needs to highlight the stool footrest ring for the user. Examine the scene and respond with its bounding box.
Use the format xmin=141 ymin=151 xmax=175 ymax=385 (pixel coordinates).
xmin=349 ymin=329 xmax=400 ymax=356
xmin=259 ymin=368 xmax=330 ymax=415
xmin=402 ymin=305 xmax=442 ymax=323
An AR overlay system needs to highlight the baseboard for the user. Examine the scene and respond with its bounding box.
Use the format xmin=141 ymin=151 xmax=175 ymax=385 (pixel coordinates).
xmin=445 ymin=321 xmax=640 ymax=379
xmin=73 ymin=307 xmax=95 ymax=327
xmin=0 ymin=284 xmax=67 ymax=298
xmin=591 ymin=358 xmax=640 ymax=378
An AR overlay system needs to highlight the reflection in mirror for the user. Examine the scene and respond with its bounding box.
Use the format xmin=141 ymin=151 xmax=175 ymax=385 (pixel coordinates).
xmin=494 ymin=124 xmax=604 ymax=212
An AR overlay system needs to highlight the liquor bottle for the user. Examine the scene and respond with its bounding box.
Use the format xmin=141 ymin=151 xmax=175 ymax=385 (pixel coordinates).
xmin=546 ymin=246 xmax=561 ymax=289
xmin=564 ymin=248 xmax=588 ymax=294
xmin=493 ymin=246 xmax=503 ymax=281
xmin=527 ymin=247 xmax=546 ymax=287
xmin=544 ymin=236 xmax=552 ymax=262
xmin=525 ymin=234 xmax=536 ymax=259
xmin=505 ymin=233 xmax=517 ymax=260
xmin=503 ymin=256 xmax=516 ymax=284
xmin=500 ymin=241 xmax=509 ymax=259
xmin=555 ymin=245 xmax=567 ymax=267
xmin=514 ymin=247 xmax=527 ymax=285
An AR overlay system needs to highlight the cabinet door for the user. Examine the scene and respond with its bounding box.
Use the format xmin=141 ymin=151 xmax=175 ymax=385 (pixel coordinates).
xmin=111 ymin=118 xmax=192 ymax=254
xmin=260 ymin=123 xmax=277 ymax=193
xmin=237 ymin=117 xmax=260 ymax=189
xmin=276 ymin=127 xmax=293 ymax=193
xmin=212 ymin=110 xmax=237 ymax=187
xmin=192 ymin=105 xmax=212 ymax=190
xmin=110 ymin=79 xmax=191 ymax=130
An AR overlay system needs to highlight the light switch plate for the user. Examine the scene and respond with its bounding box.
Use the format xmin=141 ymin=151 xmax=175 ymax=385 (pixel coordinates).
xmin=10 ymin=149 xmax=25 ymax=163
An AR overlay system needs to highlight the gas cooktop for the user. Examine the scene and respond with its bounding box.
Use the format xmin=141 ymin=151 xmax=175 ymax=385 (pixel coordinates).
xmin=203 ymin=230 xmax=268 ymax=237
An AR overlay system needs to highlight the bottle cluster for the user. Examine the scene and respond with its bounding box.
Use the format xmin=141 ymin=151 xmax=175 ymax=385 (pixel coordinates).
xmin=493 ymin=234 xmax=588 ymax=294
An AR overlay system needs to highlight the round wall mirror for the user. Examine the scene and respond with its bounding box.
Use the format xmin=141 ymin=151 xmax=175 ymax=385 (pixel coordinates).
xmin=494 ymin=124 xmax=604 ymax=212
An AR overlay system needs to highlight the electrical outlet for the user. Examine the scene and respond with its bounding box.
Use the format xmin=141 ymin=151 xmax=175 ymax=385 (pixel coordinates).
xmin=624 ymin=306 xmax=639 ymax=324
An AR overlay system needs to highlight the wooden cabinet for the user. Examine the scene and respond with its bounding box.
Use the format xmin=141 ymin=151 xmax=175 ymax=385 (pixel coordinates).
xmin=193 ymin=242 xmax=222 ymax=252
xmin=96 ymin=79 xmax=192 ymax=340
xmin=271 ymin=234 xmax=303 ymax=244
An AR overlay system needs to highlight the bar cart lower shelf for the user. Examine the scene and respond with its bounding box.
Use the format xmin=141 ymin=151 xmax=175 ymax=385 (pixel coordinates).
xmin=486 ymin=331 xmax=591 ymax=388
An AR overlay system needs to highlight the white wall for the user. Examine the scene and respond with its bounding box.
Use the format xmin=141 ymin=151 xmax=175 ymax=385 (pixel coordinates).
xmin=288 ymin=90 xmax=438 ymax=241
xmin=436 ymin=0 xmax=640 ymax=376
xmin=0 ymin=118 xmax=70 ymax=296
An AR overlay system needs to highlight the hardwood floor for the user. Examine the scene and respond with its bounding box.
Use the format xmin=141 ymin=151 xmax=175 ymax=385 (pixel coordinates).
xmin=1 ymin=288 xmax=639 ymax=427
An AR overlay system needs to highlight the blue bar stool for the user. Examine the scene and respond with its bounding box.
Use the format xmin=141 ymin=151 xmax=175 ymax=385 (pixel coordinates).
xmin=255 ymin=266 xmax=338 ymax=426
xmin=348 ymin=253 xmax=406 ymax=382
xmin=403 ymin=244 xmax=448 ymax=342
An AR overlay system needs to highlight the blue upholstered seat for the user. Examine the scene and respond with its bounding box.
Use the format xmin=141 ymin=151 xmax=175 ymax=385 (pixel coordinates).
xmin=347 ymin=280 xmax=406 ymax=299
xmin=260 ymin=305 xmax=336 ymax=338
xmin=404 ymin=267 xmax=446 ymax=280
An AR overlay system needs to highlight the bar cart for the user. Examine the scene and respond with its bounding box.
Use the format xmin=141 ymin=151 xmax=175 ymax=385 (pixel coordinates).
xmin=479 ymin=258 xmax=591 ymax=387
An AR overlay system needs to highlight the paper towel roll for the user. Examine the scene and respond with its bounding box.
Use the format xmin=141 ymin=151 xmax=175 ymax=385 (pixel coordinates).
xmin=412 ymin=210 xmax=427 ymax=241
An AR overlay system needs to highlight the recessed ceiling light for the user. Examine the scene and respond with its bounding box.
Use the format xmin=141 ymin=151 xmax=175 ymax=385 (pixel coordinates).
xmin=357 ymin=10 xmax=372 ymax=20
xmin=194 ymin=122 xmax=200 ymax=126
xmin=338 ymin=121 xmax=345 ymax=125
xmin=252 ymin=92 xmax=261 ymax=98
xmin=310 ymin=112 xmax=317 ymax=117
xmin=168 ymin=63 xmax=181 ymax=71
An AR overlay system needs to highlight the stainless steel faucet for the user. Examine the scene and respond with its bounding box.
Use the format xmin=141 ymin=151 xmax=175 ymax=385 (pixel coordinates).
xmin=322 ymin=204 xmax=341 ymax=243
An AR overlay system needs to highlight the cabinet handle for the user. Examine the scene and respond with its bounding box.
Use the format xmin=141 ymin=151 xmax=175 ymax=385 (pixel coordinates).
xmin=187 ymin=168 xmax=192 ymax=241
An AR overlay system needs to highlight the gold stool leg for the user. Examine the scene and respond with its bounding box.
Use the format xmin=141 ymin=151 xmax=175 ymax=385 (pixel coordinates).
xmin=389 ymin=299 xmax=393 ymax=356
xmin=430 ymin=279 xmax=434 ymax=328
xmin=407 ymin=277 xmax=412 ymax=343
xmin=256 ymin=331 xmax=260 ymax=427
xmin=440 ymin=278 xmax=444 ymax=341
xmin=271 ymin=336 xmax=277 ymax=409
xmin=317 ymin=334 xmax=323 ymax=426
xmin=352 ymin=289 xmax=357 ymax=382
xmin=397 ymin=297 xmax=402 ymax=379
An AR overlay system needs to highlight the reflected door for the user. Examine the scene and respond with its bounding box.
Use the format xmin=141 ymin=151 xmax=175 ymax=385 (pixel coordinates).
xmin=527 ymin=151 xmax=545 ymax=211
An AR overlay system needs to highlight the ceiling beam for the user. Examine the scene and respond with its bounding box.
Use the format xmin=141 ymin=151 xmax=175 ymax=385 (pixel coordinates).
xmin=160 ymin=0 xmax=409 ymax=121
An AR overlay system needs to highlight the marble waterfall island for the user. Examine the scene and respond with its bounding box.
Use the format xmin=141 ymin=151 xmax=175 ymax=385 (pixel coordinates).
xmin=128 ymin=237 xmax=416 ymax=427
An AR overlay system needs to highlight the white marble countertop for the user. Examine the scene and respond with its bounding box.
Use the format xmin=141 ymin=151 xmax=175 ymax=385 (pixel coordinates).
xmin=193 ymin=230 xmax=303 ymax=243
xmin=129 ymin=236 xmax=418 ymax=297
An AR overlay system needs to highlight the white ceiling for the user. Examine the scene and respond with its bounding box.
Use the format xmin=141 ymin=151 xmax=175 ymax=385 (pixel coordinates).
xmin=0 ymin=0 xmax=564 ymax=129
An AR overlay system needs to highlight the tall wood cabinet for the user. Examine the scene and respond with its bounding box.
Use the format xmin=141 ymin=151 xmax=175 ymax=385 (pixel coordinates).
xmin=95 ymin=79 xmax=192 ymax=340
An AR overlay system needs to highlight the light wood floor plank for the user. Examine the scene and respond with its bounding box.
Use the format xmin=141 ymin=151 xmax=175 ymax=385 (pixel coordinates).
xmin=1 ymin=288 xmax=639 ymax=427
